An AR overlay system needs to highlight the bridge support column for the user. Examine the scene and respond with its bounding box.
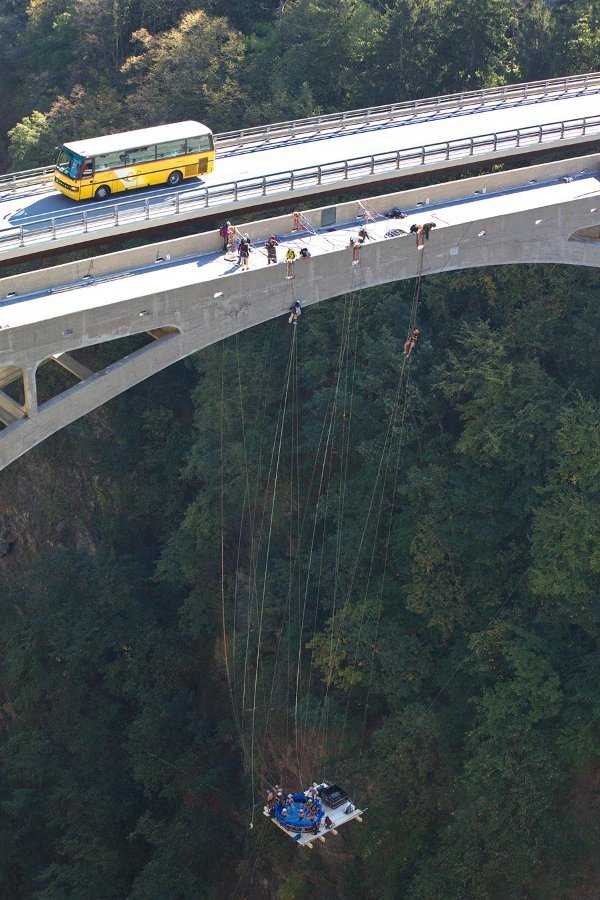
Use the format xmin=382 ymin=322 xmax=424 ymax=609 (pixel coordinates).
xmin=23 ymin=365 xmax=38 ymax=417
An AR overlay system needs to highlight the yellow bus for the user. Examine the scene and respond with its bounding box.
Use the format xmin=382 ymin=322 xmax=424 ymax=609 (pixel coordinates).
xmin=53 ymin=121 xmax=215 ymax=201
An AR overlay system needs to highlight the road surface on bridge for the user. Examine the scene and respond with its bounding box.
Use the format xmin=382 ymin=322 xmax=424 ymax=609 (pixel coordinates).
xmin=0 ymin=82 xmax=598 ymax=247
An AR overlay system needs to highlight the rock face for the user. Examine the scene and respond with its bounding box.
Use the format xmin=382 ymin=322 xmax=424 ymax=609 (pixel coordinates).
xmin=0 ymin=426 xmax=104 ymax=574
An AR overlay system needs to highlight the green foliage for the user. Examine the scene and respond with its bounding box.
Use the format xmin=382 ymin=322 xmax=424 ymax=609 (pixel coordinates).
xmin=1 ymin=1 xmax=600 ymax=896
xmin=121 ymin=11 xmax=246 ymax=131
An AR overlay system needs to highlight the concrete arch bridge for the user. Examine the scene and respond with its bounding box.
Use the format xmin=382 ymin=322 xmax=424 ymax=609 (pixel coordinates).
xmin=0 ymin=153 xmax=599 ymax=471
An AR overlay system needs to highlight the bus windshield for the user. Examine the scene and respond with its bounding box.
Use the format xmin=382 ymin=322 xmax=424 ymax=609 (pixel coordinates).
xmin=56 ymin=147 xmax=84 ymax=180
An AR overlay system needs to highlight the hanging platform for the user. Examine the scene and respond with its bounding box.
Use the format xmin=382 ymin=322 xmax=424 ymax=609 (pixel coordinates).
xmin=263 ymin=782 xmax=365 ymax=848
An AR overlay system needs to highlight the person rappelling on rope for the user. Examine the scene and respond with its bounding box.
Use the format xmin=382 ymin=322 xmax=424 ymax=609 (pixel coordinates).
xmin=403 ymin=328 xmax=420 ymax=358
xmin=410 ymin=223 xmax=425 ymax=248
xmin=285 ymin=247 xmax=297 ymax=279
xmin=350 ymin=237 xmax=361 ymax=265
xmin=288 ymin=300 xmax=302 ymax=324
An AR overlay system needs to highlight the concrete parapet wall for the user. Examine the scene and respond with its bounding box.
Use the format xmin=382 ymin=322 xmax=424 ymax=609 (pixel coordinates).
xmin=1 ymin=152 xmax=598 ymax=300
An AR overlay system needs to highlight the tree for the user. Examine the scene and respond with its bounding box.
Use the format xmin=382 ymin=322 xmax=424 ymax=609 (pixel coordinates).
xmin=121 ymin=11 xmax=246 ymax=131
xmin=266 ymin=0 xmax=382 ymax=110
xmin=8 ymin=85 xmax=123 ymax=169
xmin=530 ymin=398 xmax=600 ymax=634
xmin=437 ymin=0 xmax=518 ymax=90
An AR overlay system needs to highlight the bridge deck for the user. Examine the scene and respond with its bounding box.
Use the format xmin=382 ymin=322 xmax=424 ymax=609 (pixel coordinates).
xmin=1 ymin=169 xmax=597 ymax=333
xmin=0 ymin=80 xmax=599 ymax=261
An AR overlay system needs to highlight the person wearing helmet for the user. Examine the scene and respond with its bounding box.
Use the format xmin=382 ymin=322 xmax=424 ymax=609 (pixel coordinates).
xmin=403 ymin=328 xmax=420 ymax=358
xmin=285 ymin=247 xmax=297 ymax=279
xmin=288 ymin=299 xmax=302 ymax=324
xmin=265 ymin=235 xmax=279 ymax=264
xmin=219 ymin=221 xmax=231 ymax=251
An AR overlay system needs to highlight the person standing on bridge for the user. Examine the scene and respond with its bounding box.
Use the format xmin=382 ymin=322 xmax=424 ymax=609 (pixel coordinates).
xmin=266 ymin=235 xmax=279 ymax=264
xmin=219 ymin=221 xmax=231 ymax=252
xmin=350 ymin=238 xmax=361 ymax=265
xmin=422 ymin=222 xmax=436 ymax=241
xmin=224 ymin=224 xmax=237 ymax=259
xmin=239 ymin=235 xmax=251 ymax=270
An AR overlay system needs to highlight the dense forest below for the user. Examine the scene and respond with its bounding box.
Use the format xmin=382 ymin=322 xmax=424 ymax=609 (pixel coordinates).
xmin=1 ymin=1 xmax=599 ymax=898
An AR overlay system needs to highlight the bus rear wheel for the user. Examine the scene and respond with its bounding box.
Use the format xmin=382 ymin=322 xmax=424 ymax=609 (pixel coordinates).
xmin=94 ymin=185 xmax=111 ymax=201
xmin=167 ymin=170 xmax=183 ymax=187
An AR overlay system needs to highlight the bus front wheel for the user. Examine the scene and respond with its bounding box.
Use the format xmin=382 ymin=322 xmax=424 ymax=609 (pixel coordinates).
xmin=167 ymin=170 xmax=183 ymax=187
xmin=95 ymin=185 xmax=111 ymax=201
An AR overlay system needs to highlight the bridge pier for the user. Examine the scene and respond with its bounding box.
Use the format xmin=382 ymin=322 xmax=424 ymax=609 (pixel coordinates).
xmin=23 ymin=365 xmax=38 ymax=417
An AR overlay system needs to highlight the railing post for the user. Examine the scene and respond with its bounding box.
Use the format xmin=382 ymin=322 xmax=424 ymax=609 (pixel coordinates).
xmin=114 ymin=205 xmax=119 ymax=226
xmin=51 ymin=218 xmax=56 ymax=239
xmin=317 ymin=165 xmax=322 ymax=185
xmin=290 ymin=171 xmax=294 ymax=190
xmin=344 ymin=161 xmax=348 ymax=179
xmin=582 ymin=117 xmax=587 ymax=135
xmin=175 ymin=193 xmax=180 ymax=214
xmin=83 ymin=212 xmax=88 ymax=233
xmin=516 ymin=129 xmax=521 ymax=147
xmin=370 ymin=155 xmax=375 ymax=174
xmin=538 ymin=125 xmax=543 ymax=143
xmin=421 ymin=147 xmax=426 ymax=164
xmin=234 ymin=181 xmax=238 ymax=202
xmin=396 ymin=150 xmax=401 ymax=169
xmin=446 ymin=142 xmax=450 ymax=160
xmin=19 ymin=227 xmax=24 ymax=247
xmin=262 ymin=176 xmax=267 ymax=196
xmin=560 ymin=122 xmax=565 ymax=139
xmin=144 ymin=200 xmax=149 ymax=220
xmin=204 ymin=188 xmax=209 ymax=208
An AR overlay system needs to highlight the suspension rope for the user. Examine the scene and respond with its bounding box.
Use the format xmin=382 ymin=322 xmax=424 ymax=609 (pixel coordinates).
xmin=294 ymin=291 xmax=360 ymax=782
xmin=248 ymin=327 xmax=298 ymax=826
xmin=220 ymin=342 xmax=240 ymax=740
xmin=318 ymin=247 xmax=426 ymax=771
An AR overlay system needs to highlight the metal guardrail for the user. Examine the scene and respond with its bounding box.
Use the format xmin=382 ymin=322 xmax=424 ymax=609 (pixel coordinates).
xmin=1 ymin=71 xmax=599 ymax=192
xmin=215 ymin=70 xmax=600 ymax=149
xmin=0 ymin=164 xmax=56 ymax=193
xmin=0 ymin=112 xmax=598 ymax=255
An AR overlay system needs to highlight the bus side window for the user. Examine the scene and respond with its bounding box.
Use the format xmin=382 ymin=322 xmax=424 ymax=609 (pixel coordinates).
xmin=81 ymin=159 xmax=93 ymax=178
xmin=156 ymin=139 xmax=189 ymax=160
xmin=186 ymin=135 xmax=213 ymax=153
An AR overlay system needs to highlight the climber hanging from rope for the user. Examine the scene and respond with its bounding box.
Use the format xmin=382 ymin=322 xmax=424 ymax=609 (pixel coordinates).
xmin=288 ymin=300 xmax=302 ymax=324
xmin=403 ymin=328 xmax=420 ymax=358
